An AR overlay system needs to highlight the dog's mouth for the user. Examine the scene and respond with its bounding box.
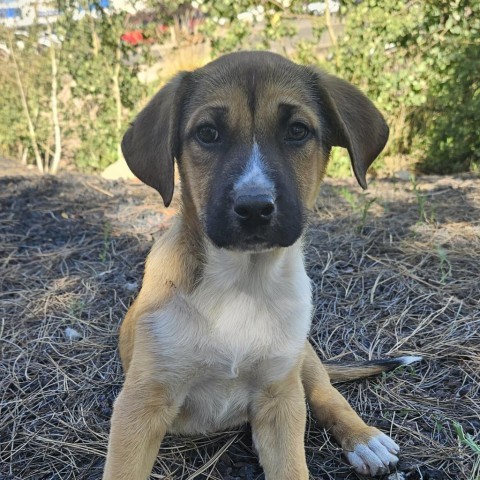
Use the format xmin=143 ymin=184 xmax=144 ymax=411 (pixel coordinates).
xmin=206 ymin=230 xmax=271 ymax=252
xmin=244 ymin=233 xmax=268 ymax=244
xmin=205 ymin=225 xmax=301 ymax=252
xmin=225 ymin=234 xmax=274 ymax=253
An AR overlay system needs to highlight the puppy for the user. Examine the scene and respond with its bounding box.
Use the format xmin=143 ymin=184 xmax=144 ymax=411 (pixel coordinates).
xmin=104 ymin=51 xmax=419 ymax=480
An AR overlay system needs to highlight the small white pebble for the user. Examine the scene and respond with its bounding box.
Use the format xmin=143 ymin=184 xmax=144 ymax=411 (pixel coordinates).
xmin=64 ymin=327 xmax=82 ymax=341
xmin=388 ymin=473 xmax=406 ymax=480
xmin=125 ymin=281 xmax=138 ymax=291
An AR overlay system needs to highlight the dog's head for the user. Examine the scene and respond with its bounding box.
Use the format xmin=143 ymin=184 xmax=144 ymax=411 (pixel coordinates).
xmin=122 ymin=52 xmax=388 ymax=251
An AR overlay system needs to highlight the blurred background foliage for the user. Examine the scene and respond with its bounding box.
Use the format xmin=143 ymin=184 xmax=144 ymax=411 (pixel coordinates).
xmin=0 ymin=0 xmax=478 ymax=177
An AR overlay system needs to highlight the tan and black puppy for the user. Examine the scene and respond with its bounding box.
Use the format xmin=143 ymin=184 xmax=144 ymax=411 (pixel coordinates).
xmin=104 ymin=51 xmax=420 ymax=480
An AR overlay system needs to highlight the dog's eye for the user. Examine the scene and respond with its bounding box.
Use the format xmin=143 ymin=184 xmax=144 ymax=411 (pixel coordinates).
xmin=286 ymin=123 xmax=309 ymax=142
xmin=196 ymin=125 xmax=219 ymax=144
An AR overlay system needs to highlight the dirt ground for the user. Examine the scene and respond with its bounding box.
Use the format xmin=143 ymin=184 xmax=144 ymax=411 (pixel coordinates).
xmin=1 ymin=159 xmax=479 ymax=480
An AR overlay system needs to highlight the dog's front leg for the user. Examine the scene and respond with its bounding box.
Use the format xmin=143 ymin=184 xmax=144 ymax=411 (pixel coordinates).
xmin=302 ymin=342 xmax=399 ymax=476
xmin=103 ymin=379 xmax=177 ymax=480
xmin=250 ymin=368 xmax=309 ymax=480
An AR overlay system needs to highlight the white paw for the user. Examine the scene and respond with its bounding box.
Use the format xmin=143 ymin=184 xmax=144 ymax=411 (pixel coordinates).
xmin=345 ymin=433 xmax=399 ymax=477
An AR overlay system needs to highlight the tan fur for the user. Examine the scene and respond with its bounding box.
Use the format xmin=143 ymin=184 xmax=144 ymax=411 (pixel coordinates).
xmin=302 ymin=343 xmax=384 ymax=451
xmin=104 ymin=52 xmax=402 ymax=480
xmin=119 ymin=219 xmax=200 ymax=370
xmin=250 ymin=359 xmax=309 ymax=480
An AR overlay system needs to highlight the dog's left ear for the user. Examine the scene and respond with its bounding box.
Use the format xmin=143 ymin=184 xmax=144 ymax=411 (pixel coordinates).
xmin=121 ymin=72 xmax=190 ymax=207
xmin=314 ymin=70 xmax=389 ymax=189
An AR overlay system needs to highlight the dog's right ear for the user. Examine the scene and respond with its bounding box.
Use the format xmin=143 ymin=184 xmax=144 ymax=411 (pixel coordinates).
xmin=121 ymin=72 xmax=190 ymax=207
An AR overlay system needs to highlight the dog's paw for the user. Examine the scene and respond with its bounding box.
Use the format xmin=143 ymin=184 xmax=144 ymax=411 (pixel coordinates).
xmin=345 ymin=432 xmax=399 ymax=477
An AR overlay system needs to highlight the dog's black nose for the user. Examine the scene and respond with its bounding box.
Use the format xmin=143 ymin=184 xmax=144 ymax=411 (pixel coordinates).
xmin=233 ymin=194 xmax=276 ymax=224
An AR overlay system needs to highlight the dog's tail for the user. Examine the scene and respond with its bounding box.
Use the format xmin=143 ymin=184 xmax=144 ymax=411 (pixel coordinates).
xmin=323 ymin=356 xmax=423 ymax=382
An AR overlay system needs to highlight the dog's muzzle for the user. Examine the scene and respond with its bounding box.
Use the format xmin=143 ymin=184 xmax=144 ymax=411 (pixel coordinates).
xmin=227 ymin=182 xmax=279 ymax=250
xmin=205 ymin=174 xmax=304 ymax=252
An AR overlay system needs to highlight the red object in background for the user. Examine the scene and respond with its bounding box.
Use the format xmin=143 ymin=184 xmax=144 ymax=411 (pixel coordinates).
xmin=121 ymin=30 xmax=144 ymax=45
xmin=121 ymin=25 xmax=168 ymax=45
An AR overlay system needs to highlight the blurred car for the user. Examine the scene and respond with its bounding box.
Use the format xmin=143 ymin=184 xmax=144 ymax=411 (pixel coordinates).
xmin=305 ymin=0 xmax=340 ymax=15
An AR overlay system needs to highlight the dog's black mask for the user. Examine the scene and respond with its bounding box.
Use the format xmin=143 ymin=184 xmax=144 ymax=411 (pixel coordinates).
xmin=203 ymin=141 xmax=306 ymax=251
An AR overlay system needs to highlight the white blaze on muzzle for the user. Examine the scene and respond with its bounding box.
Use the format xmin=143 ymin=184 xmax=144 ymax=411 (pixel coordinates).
xmin=234 ymin=142 xmax=275 ymax=197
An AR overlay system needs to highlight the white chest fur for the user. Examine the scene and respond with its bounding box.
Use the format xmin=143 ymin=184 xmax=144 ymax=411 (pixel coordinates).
xmin=191 ymin=244 xmax=312 ymax=371
xmin=151 ymin=243 xmax=313 ymax=434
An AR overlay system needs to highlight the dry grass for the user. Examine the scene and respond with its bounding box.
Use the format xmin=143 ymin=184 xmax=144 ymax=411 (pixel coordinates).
xmin=1 ymin=171 xmax=479 ymax=480
xmin=158 ymin=43 xmax=211 ymax=81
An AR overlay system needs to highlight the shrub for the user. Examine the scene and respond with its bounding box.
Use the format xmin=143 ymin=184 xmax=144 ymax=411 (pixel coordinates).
xmin=333 ymin=0 xmax=480 ymax=174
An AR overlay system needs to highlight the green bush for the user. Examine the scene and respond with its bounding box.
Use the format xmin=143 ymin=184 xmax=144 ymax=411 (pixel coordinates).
xmin=0 ymin=7 xmax=148 ymax=173
xmin=414 ymin=2 xmax=480 ymax=173
xmin=1 ymin=1 xmax=478 ymax=175
xmin=333 ymin=0 xmax=480 ymax=174
xmin=56 ymin=8 xmax=148 ymax=172
xmin=0 ymin=28 xmax=53 ymax=164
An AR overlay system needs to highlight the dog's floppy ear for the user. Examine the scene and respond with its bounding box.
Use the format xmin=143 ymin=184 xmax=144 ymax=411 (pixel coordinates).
xmin=121 ymin=72 xmax=190 ymax=207
xmin=314 ymin=70 xmax=389 ymax=189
